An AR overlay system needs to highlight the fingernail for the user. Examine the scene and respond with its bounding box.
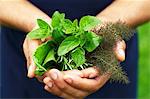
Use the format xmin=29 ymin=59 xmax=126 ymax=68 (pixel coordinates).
xmin=118 ymin=49 xmax=125 ymax=61
xmin=48 ymin=82 xmax=53 ymax=88
xmin=43 ymin=77 xmax=50 ymax=84
xmin=64 ymin=75 xmax=73 ymax=84
xmin=118 ymin=49 xmax=124 ymax=56
xmin=65 ymin=78 xmax=72 ymax=84
xmin=44 ymin=85 xmax=49 ymax=90
xmin=51 ymin=72 xmax=58 ymax=80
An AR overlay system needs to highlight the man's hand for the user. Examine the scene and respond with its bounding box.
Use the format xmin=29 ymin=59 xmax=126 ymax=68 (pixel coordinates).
xmin=43 ymin=67 xmax=109 ymax=99
xmin=43 ymin=40 xmax=126 ymax=98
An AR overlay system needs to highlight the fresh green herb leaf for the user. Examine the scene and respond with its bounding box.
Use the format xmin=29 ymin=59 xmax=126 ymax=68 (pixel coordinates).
xmin=33 ymin=40 xmax=54 ymax=75
xmin=62 ymin=19 xmax=75 ymax=34
xmin=37 ymin=19 xmax=50 ymax=29
xmin=52 ymin=29 xmax=66 ymax=43
xmin=84 ymin=31 xmax=102 ymax=52
xmin=71 ymin=47 xmax=85 ymax=66
xmin=73 ymin=19 xmax=78 ymax=27
xmin=27 ymin=28 xmax=50 ymax=39
xmin=43 ymin=48 xmax=56 ymax=66
xmin=51 ymin=11 xmax=65 ymax=29
xmin=79 ymin=33 xmax=86 ymax=47
xmin=58 ymin=36 xmax=80 ymax=56
xmin=79 ymin=16 xmax=101 ymax=31
xmin=80 ymin=38 xmax=86 ymax=47
xmin=73 ymin=19 xmax=79 ymax=31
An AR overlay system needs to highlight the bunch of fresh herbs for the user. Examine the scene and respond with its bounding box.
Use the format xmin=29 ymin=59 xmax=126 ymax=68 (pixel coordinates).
xmin=27 ymin=11 xmax=102 ymax=76
xmin=27 ymin=11 xmax=134 ymax=83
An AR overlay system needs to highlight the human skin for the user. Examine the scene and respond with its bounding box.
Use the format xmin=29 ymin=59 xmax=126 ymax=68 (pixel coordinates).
xmin=0 ymin=0 xmax=150 ymax=98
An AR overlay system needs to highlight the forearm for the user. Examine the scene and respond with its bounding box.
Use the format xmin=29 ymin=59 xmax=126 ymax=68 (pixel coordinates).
xmin=0 ymin=0 xmax=51 ymax=32
xmin=97 ymin=0 xmax=150 ymax=27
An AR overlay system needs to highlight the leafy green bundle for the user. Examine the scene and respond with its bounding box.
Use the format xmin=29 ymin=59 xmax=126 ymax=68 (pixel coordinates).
xmin=27 ymin=11 xmax=102 ymax=76
xmin=27 ymin=11 xmax=134 ymax=83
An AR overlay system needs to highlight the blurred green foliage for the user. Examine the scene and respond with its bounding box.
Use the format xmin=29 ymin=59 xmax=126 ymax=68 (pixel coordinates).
xmin=138 ymin=22 xmax=150 ymax=99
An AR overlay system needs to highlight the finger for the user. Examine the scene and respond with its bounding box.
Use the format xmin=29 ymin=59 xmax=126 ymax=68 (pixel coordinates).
xmin=27 ymin=65 xmax=36 ymax=78
xmin=35 ymin=75 xmax=44 ymax=83
xmin=48 ymin=69 xmax=88 ymax=98
xmin=64 ymin=73 xmax=110 ymax=92
xmin=114 ymin=40 xmax=126 ymax=61
xmin=44 ymin=77 xmax=62 ymax=96
xmin=43 ymin=77 xmax=53 ymax=88
xmin=62 ymin=69 xmax=84 ymax=77
xmin=44 ymin=85 xmax=74 ymax=99
xmin=81 ymin=66 xmax=100 ymax=78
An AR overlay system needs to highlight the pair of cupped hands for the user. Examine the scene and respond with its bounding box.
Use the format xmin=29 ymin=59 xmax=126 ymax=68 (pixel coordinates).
xmin=23 ymin=33 xmax=126 ymax=99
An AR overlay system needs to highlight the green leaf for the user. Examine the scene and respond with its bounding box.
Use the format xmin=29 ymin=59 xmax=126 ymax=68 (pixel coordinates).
xmin=62 ymin=19 xmax=75 ymax=34
xmin=79 ymin=34 xmax=86 ymax=47
xmin=52 ymin=29 xmax=66 ymax=43
xmin=43 ymin=48 xmax=56 ymax=66
xmin=58 ymin=36 xmax=80 ymax=56
xmin=51 ymin=11 xmax=65 ymax=28
xmin=37 ymin=19 xmax=50 ymax=29
xmin=71 ymin=48 xmax=85 ymax=66
xmin=33 ymin=40 xmax=54 ymax=73
xmin=73 ymin=19 xmax=79 ymax=32
xmin=73 ymin=19 xmax=78 ymax=28
xmin=27 ymin=28 xmax=50 ymax=39
xmin=79 ymin=16 xmax=101 ymax=31
xmin=84 ymin=31 xmax=102 ymax=52
xmin=80 ymin=38 xmax=86 ymax=47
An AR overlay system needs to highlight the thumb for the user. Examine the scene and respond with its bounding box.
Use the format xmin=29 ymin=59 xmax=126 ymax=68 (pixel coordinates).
xmin=81 ymin=66 xmax=100 ymax=78
xmin=27 ymin=59 xmax=36 ymax=78
xmin=114 ymin=40 xmax=126 ymax=62
xmin=26 ymin=39 xmax=41 ymax=78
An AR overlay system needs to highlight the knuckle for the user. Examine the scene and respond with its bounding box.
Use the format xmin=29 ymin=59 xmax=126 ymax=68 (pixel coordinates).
xmin=58 ymin=84 xmax=66 ymax=90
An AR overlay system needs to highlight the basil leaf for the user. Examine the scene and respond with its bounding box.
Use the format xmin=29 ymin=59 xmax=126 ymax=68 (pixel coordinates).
xmin=33 ymin=40 xmax=54 ymax=72
xmin=80 ymin=38 xmax=86 ymax=47
xmin=43 ymin=48 xmax=56 ymax=66
xmin=52 ymin=11 xmax=65 ymax=29
xmin=79 ymin=16 xmax=101 ymax=31
xmin=84 ymin=31 xmax=102 ymax=52
xmin=73 ymin=19 xmax=78 ymax=29
xmin=79 ymin=34 xmax=86 ymax=47
xmin=27 ymin=28 xmax=50 ymax=39
xmin=71 ymin=48 xmax=85 ymax=66
xmin=52 ymin=29 xmax=66 ymax=43
xmin=62 ymin=19 xmax=75 ymax=34
xmin=37 ymin=19 xmax=50 ymax=29
xmin=58 ymin=36 xmax=80 ymax=56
